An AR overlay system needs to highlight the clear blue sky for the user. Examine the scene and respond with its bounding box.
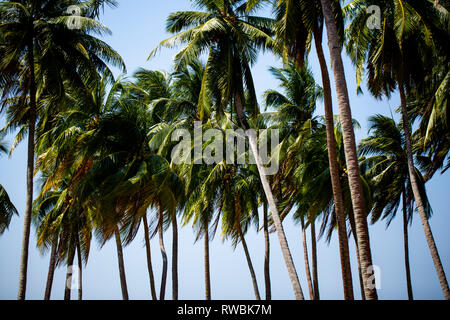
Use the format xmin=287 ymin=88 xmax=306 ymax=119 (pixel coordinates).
xmin=0 ymin=0 xmax=449 ymax=300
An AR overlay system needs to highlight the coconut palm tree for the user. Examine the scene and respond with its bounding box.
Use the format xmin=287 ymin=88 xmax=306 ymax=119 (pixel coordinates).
xmin=345 ymin=0 xmax=450 ymax=299
xmin=0 ymin=136 xmax=18 ymax=234
xmin=0 ymin=0 xmax=125 ymax=299
xmin=359 ymin=114 xmax=433 ymax=300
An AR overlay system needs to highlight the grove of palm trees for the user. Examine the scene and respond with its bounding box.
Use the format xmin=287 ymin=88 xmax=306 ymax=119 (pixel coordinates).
xmin=0 ymin=0 xmax=449 ymax=302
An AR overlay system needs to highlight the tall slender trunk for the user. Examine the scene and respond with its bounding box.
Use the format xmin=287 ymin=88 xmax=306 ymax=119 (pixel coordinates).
xmin=402 ymin=187 xmax=413 ymax=300
xmin=64 ymin=244 xmax=76 ymax=300
xmin=18 ymin=41 xmax=37 ymax=301
xmin=172 ymin=214 xmax=178 ymax=300
xmin=399 ymin=83 xmax=450 ymax=300
xmin=263 ymin=202 xmax=271 ymax=300
xmin=114 ymin=227 xmax=129 ymax=300
xmin=238 ymin=230 xmax=261 ymax=300
xmin=320 ymin=0 xmax=377 ymax=300
xmin=143 ymin=215 xmax=158 ymax=300
xmin=348 ymin=208 xmax=366 ymax=300
xmin=314 ymin=28 xmax=354 ymax=300
xmin=44 ymin=236 xmax=58 ymax=300
xmin=301 ymin=217 xmax=314 ymax=300
xmin=310 ymin=220 xmax=320 ymax=300
xmin=204 ymin=223 xmax=211 ymax=300
xmin=158 ymin=202 xmax=168 ymax=301
xmin=76 ymin=234 xmax=82 ymax=300
xmin=234 ymin=92 xmax=304 ymax=300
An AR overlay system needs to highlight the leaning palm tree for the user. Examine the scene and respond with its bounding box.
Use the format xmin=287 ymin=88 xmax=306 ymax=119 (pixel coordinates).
xmin=0 ymin=0 xmax=125 ymax=299
xmin=345 ymin=0 xmax=450 ymax=299
xmin=150 ymin=0 xmax=305 ymax=299
xmin=359 ymin=114 xmax=433 ymax=300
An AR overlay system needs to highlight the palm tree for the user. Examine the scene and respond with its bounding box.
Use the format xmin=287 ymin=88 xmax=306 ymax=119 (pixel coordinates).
xmin=0 ymin=0 xmax=125 ymax=299
xmin=359 ymin=114 xmax=433 ymax=300
xmin=346 ymin=0 xmax=450 ymax=299
xmin=0 ymin=136 xmax=18 ymax=234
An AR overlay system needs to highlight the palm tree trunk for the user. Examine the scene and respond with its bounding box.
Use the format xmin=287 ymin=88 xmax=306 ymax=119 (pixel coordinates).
xmin=310 ymin=220 xmax=320 ymax=300
xmin=263 ymin=202 xmax=271 ymax=300
xmin=320 ymin=0 xmax=377 ymax=300
xmin=172 ymin=214 xmax=179 ymax=300
xmin=114 ymin=227 xmax=129 ymax=300
xmin=402 ymin=187 xmax=414 ymax=300
xmin=234 ymin=92 xmax=304 ymax=300
xmin=348 ymin=208 xmax=366 ymax=300
xmin=158 ymin=202 xmax=168 ymax=301
xmin=64 ymin=244 xmax=76 ymax=300
xmin=18 ymin=41 xmax=37 ymax=301
xmin=238 ymin=229 xmax=261 ymax=300
xmin=44 ymin=236 xmax=58 ymax=300
xmin=301 ymin=217 xmax=314 ymax=300
xmin=76 ymin=234 xmax=83 ymax=300
xmin=314 ymin=31 xmax=354 ymax=299
xmin=399 ymin=83 xmax=450 ymax=300
xmin=204 ymin=223 xmax=211 ymax=300
xmin=143 ymin=215 xmax=158 ymax=300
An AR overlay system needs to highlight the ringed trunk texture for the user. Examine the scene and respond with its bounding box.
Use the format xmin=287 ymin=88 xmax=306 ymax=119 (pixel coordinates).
xmin=158 ymin=203 xmax=168 ymax=301
xmin=301 ymin=218 xmax=314 ymax=300
xmin=18 ymin=41 xmax=37 ymax=301
xmin=44 ymin=236 xmax=58 ymax=300
xmin=172 ymin=214 xmax=179 ymax=300
xmin=402 ymin=187 xmax=414 ymax=300
xmin=348 ymin=208 xmax=366 ymax=300
xmin=114 ymin=227 xmax=129 ymax=300
xmin=64 ymin=245 xmax=76 ymax=300
xmin=204 ymin=223 xmax=211 ymax=300
xmin=234 ymin=92 xmax=304 ymax=300
xmin=314 ymin=31 xmax=354 ymax=300
xmin=399 ymin=84 xmax=450 ymax=300
xmin=263 ymin=203 xmax=271 ymax=300
xmin=310 ymin=220 xmax=320 ymax=300
xmin=320 ymin=0 xmax=377 ymax=300
xmin=143 ymin=215 xmax=158 ymax=300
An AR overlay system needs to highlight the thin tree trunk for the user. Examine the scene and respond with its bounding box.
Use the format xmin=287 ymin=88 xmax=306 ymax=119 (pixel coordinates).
xmin=172 ymin=214 xmax=178 ymax=300
xmin=301 ymin=217 xmax=314 ymax=300
xmin=348 ymin=208 xmax=366 ymax=300
xmin=18 ymin=41 xmax=37 ymax=301
xmin=320 ymin=0 xmax=377 ymax=300
xmin=44 ymin=236 xmax=58 ymax=300
xmin=64 ymin=244 xmax=76 ymax=300
xmin=310 ymin=220 xmax=320 ymax=300
xmin=314 ymin=28 xmax=354 ymax=300
xmin=399 ymin=84 xmax=450 ymax=300
xmin=76 ymin=234 xmax=82 ymax=300
xmin=143 ymin=215 xmax=158 ymax=300
xmin=263 ymin=202 xmax=271 ymax=300
xmin=158 ymin=202 xmax=168 ymax=301
xmin=204 ymin=223 xmax=211 ymax=300
xmin=114 ymin=227 xmax=129 ymax=300
xmin=234 ymin=92 xmax=304 ymax=300
xmin=238 ymin=230 xmax=261 ymax=300
xmin=402 ymin=186 xmax=414 ymax=300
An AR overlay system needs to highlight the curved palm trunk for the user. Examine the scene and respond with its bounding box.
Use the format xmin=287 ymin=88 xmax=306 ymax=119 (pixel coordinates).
xmin=18 ymin=42 xmax=37 ymax=301
xmin=143 ymin=215 xmax=158 ymax=300
xmin=399 ymin=84 xmax=450 ymax=300
xmin=64 ymin=244 xmax=76 ymax=300
xmin=234 ymin=92 xmax=304 ymax=300
xmin=238 ymin=230 xmax=261 ymax=300
xmin=310 ymin=220 xmax=320 ymax=300
xmin=402 ymin=187 xmax=414 ymax=300
xmin=301 ymin=217 xmax=314 ymax=300
xmin=314 ymin=31 xmax=354 ymax=300
xmin=348 ymin=208 xmax=366 ymax=300
xmin=76 ymin=235 xmax=83 ymax=300
xmin=158 ymin=203 xmax=168 ymax=301
xmin=44 ymin=236 xmax=58 ymax=300
xmin=172 ymin=214 xmax=179 ymax=300
xmin=319 ymin=0 xmax=377 ymax=300
xmin=114 ymin=227 xmax=129 ymax=300
xmin=204 ymin=223 xmax=211 ymax=300
xmin=263 ymin=203 xmax=271 ymax=300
